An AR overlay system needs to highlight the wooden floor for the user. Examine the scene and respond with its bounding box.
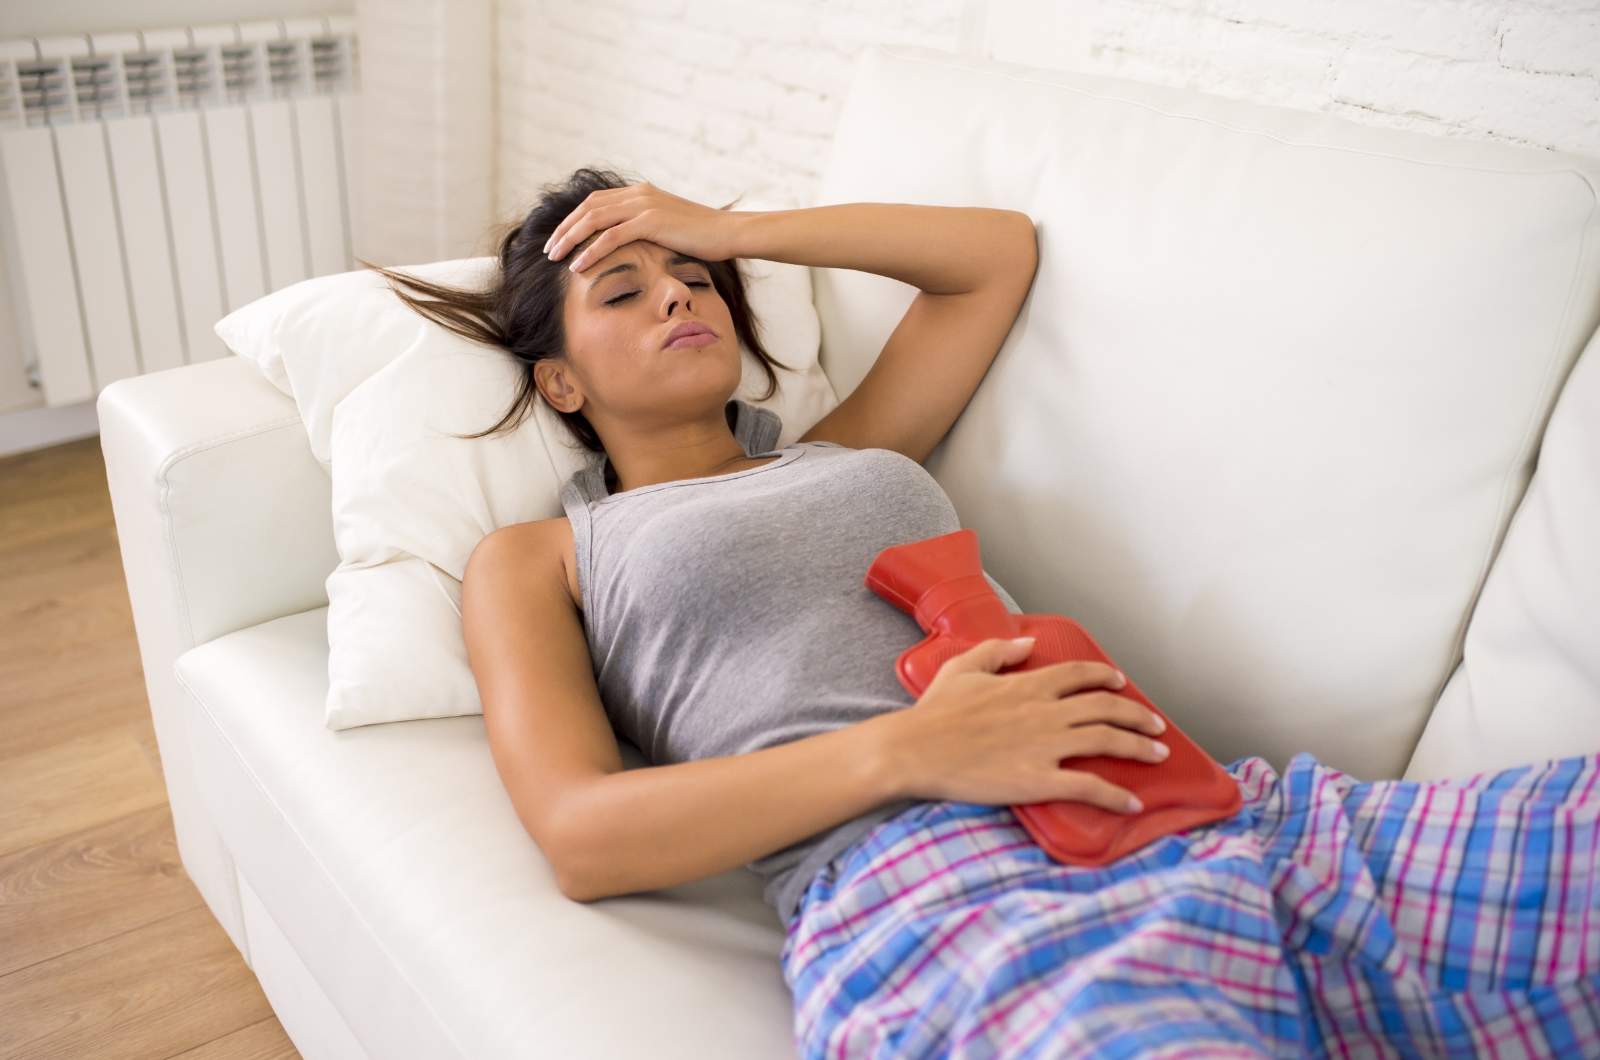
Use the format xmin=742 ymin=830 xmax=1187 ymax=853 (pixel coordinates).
xmin=1 ymin=437 xmax=299 ymax=1060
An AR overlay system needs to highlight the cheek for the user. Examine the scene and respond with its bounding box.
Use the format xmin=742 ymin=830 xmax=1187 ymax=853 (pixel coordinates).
xmin=586 ymin=312 xmax=629 ymax=344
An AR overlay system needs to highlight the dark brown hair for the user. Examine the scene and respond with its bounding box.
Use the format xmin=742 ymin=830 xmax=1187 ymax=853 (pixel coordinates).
xmin=358 ymin=165 xmax=796 ymax=455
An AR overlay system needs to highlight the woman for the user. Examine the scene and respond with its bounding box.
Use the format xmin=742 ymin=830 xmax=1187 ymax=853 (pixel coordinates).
xmin=376 ymin=167 xmax=1600 ymax=1058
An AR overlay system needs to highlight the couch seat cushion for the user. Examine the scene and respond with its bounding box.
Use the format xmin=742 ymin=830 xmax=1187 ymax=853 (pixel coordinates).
xmin=175 ymin=608 xmax=798 ymax=1059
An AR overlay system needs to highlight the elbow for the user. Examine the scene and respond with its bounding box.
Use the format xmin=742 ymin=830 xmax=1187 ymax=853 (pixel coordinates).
xmin=559 ymin=878 xmax=600 ymax=904
xmin=539 ymin=778 xmax=634 ymax=904
xmin=554 ymin=859 xmax=590 ymax=902
xmin=520 ymin=807 xmax=590 ymax=901
xmin=511 ymin=789 xmax=603 ymax=902
xmin=555 ymin=855 xmax=605 ymax=904
xmin=549 ymin=819 xmax=610 ymax=903
xmin=1009 ymin=212 xmax=1039 ymax=271
xmin=556 ymin=846 xmax=617 ymax=904
xmin=548 ymin=826 xmax=594 ymax=902
xmin=559 ymin=866 xmax=621 ymax=906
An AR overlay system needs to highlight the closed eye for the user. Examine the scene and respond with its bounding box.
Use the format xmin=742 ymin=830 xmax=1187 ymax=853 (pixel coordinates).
xmin=606 ymin=280 xmax=711 ymax=306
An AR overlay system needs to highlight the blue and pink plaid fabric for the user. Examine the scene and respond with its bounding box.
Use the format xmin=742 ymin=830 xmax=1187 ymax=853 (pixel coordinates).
xmin=780 ymin=751 xmax=1600 ymax=1058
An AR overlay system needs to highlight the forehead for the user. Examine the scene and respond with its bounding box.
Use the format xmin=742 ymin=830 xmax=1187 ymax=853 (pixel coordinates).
xmin=583 ymin=241 xmax=708 ymax=287
xmin=585 ymin=238 xmax=668 ymax=266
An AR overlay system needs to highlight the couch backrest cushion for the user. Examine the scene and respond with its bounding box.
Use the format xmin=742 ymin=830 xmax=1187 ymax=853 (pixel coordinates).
xmin=812 ymin=44 xmax=1600 ymax=778
xmin=1405 ymin=321 xmax=1600 ymax=780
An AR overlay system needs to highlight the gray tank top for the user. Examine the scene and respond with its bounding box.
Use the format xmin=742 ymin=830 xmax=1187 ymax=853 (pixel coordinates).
xmin=558 ymin=397 xmax=1020 ymax=927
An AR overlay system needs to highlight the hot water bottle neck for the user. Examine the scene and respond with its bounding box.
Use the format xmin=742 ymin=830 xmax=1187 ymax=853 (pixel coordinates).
xmin=864 ymin=528 xmax=1241 ymax=866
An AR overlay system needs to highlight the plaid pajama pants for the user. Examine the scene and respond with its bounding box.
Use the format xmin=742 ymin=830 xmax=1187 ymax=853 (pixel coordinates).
xmin=779 ymin=751 xmax=1600 ymax=1059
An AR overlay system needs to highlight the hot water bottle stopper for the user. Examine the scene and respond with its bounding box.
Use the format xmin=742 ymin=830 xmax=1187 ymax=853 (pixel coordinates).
xmin=864 ymin=528 xmax=1242 ymax=867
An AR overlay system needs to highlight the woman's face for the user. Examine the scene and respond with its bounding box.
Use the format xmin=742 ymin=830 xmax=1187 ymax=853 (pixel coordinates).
xmin=549 ymin=238 xmax=739 ymax=421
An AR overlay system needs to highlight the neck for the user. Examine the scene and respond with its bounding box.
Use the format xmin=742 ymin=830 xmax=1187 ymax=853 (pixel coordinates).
xmin=601 ymin=400 xmax=751 ymax=496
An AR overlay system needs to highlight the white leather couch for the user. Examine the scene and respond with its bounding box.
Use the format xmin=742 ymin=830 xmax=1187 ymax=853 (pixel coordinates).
xmin=98 ymin=44 xmax=1600 ymax=1059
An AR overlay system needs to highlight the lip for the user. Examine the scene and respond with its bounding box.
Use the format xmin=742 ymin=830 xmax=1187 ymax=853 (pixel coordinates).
xmin=662 ymin=321 xmax=717 ymax=348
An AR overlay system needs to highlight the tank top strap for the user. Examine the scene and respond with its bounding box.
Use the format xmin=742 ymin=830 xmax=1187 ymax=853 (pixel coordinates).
xmin=734 ymin=397 xmax=784 ymax=455
xmin=558 ymin=469 xmax=597 ymax=623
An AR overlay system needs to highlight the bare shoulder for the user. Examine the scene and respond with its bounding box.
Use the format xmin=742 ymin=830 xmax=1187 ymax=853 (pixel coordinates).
xmin=476 ymin=517 xmax=581 ymax=612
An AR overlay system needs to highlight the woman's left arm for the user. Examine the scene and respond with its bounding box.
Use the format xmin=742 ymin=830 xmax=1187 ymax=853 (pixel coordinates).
xmin=730 ymin=203 xmax=1039 ymax=462
xmin=729 ymin=203 xmax=1035 ymax=295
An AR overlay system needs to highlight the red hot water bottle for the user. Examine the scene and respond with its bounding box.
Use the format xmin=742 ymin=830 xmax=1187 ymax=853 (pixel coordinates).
xmin=864 ymin=528 xmax=1242 ymax=867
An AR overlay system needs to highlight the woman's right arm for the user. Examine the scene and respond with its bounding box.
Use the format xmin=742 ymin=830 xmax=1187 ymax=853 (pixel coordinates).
xmin=463 ymin=522 xmax=907 ymax=903
xmin=556 ymin=714 xmax=906 ymax=903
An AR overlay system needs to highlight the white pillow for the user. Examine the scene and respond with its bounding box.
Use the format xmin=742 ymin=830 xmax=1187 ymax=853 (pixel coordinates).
xmin=216 ymin=256 xmax=498 ymax=473
xmin=214 ymin=200 xmax=841 ymax=729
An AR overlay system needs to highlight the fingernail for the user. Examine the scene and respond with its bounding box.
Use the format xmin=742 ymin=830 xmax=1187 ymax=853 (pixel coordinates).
xmin=1152 ymin=714 xmax=1166 ymax=733
xmin=1151 ymin=741 xmax=1170 ymax=759
xmin=1010 ymin=636 xmax=1035 ymax=647
xmin=1113 ymin=670 xmax=1126 ymax=686
xmin=1126 ymin=795 xmax=1144 ymax=813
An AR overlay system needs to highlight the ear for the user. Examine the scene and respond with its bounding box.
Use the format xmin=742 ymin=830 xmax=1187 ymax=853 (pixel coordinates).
xmin=535 ymin=360 xmax=583 ymax=414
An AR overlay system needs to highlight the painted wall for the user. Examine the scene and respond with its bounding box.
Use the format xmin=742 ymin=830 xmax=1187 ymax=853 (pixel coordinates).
xmin=495 ymin=0 xmax=1599 ymax=222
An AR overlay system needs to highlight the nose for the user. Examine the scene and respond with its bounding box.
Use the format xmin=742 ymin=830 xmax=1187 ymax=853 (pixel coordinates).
xmin=664 ymin=274 xmax=696 ymax=316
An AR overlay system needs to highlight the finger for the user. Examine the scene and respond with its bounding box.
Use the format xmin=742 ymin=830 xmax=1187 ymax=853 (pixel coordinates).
xmin=547 ymin=208 xmax=606 ymax=263
xmin=552 ymin=207 xmax=616 ymax=267
xmin=974 ymin=636 xmax=1037 ymax=673
xmin=544 ymin=214 xmax=583 ymax=261
xmin=1025 ymin=659 xmax=1124 ymax=699
xmin=1065 ymin=691 xmax=1166 ymax=737
xmin=548 ymin=196 xmax=622 ymax=261
xmin=1066 ymin=723 xmax=1168 ymax=764
xmin=1054 ymin=769 xmax=1144 ymax=814
xmin=545 ymin=188 xmax=622 ymax=256
xmin=568 ymin=216 xmax=638 ymax=273
xmin=544 ymin=202 xmax=591 ymax=259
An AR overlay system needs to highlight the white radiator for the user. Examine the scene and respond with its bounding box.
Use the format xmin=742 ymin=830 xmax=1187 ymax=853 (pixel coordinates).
xmin=0 ymin=16 xmax=359 ymax=408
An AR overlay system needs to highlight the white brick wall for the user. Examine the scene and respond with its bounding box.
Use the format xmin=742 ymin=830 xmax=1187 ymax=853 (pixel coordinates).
xmin=495 ymin=0 xmax=970 ymax=215
xmin=494 ymin=0 xmax=1600 ymax=220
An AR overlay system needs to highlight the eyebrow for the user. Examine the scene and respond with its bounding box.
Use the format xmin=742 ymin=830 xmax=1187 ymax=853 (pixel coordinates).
xmin=586 ymin=253 xmax=708 ymax=287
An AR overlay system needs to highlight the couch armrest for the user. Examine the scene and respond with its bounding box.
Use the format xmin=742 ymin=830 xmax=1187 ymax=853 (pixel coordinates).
xmin=97 ymin=354 xmax=336 ymax=960
xmin=98 ymin=355 xmax=336 ymax=649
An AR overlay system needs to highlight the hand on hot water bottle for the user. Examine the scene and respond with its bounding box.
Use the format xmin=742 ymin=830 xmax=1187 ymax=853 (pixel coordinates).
xmin=864 ymin=528 xmax=1242 ymax=866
